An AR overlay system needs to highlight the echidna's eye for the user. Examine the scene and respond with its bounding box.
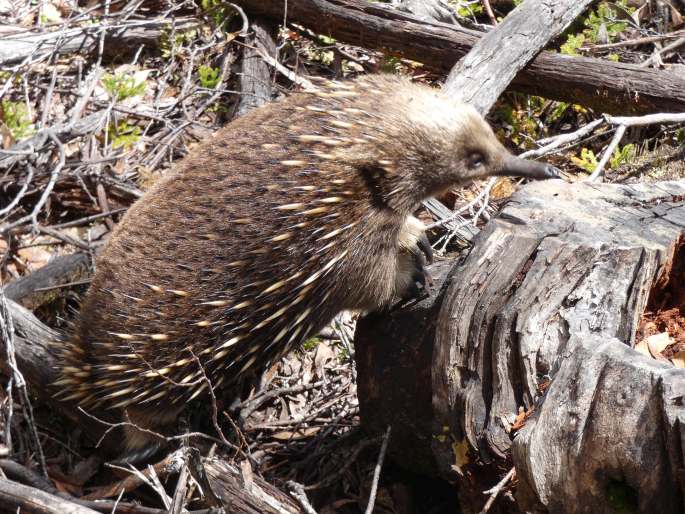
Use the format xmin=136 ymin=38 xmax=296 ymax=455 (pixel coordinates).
xmin=468 ymin=152 xmax=485 ymax=168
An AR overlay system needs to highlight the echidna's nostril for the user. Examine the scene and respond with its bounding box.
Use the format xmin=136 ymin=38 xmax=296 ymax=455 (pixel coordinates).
xmin=545 ymin=165 xmax=561 ymax=178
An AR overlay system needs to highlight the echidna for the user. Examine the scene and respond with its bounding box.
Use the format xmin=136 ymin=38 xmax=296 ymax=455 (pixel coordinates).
xmin=55 ymin=74 xmax=557 ymax=458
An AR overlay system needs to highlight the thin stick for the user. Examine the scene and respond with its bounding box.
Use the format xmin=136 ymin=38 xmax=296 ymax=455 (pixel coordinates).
xmin=581 ymin=30 xmax=685 ymax=51
xmin=480 ymin=467 xmax=515 ymax=513
xmin=525 ymin=119 xmax=604 ymax=158
xmin=364 ymin=425 xmax=391 ymax=514
xmin=287 ymin=481 xmax=318 ymax=514
xmin=640 ymin=37 xmax=685 ymax=68
xmin=587 ymin=125 xmax=626 ymax=182
xmin=605 ymin=112 xmax=685 ymax=127
xmin=0 ymin=165 xmax=34 ymax=217
xmin=0 ymin=286 xmax=48 ymax=478
xmin=36 ymin=225 xmax=91 ymax=251
xmin=482 ymin=0 xmax=497 ymax=26
xmin=257 ymin=47 xmax=316 ymax=90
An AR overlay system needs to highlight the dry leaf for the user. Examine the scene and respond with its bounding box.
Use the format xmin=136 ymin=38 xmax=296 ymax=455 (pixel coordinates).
xmin=646 ymin=332 xmax=673 ymax=358
xmin=314 ymin=341 xmax=336 ymax=378
xmin=671 ymin=350 xmax=685 ymax=368
xmin=490 ymin=177 xmax=516 ymax=200
xmin=17 ymin=245 xmax=53 ymax=271
xmin=451 ymin=438 xmax=470 ymax=475
xmin=272 ymin=427 xmax=320 ymax=440
xmin=0 ymin=123 xmax=12 ymax=149
xmin=635 ymin=338 xmax=651 ymax=357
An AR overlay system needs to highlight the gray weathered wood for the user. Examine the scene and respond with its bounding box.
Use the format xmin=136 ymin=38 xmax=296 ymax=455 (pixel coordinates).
xmin=236 ymin=18 xmax=278 ymax=117
xmin=356 ymin=179 xmax=685 ymax=512
xmin=203 ymin=458 xmax=303 ymax=513
xmin=0 ymin=19 xmax=200 ymax=66
xmin=513 ymin=335 xmax=685 ymax=513
xmin=3 ymin=253 xmax=90 ymax=310
xmin=236 ymin=0 xmax=685 ymax=114
xmin=443 ymin=0 xmax=594 ymax=112
xmin=0 ymin=477 xmax=99 ymax=514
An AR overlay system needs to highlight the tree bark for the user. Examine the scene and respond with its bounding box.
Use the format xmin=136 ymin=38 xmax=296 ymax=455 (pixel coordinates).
xmin=236 ymin=0 xmax=685 ymax=114
xmin=4 ymin=253 xmax=90 ymax=310
xmin=355 ymin=178 xmax=685 ymax=513
xmin=236 ymin=18 xmax=278 ymax=117
xmin=442 ymin=0 xmax=593 ymax=112
xmin=202 ymin=457 xmax=304 ymax=514
xmin=0 ymin=477 xmax=99 ymax=514
xmin=0 ymin=18 xmax=200 ymax=66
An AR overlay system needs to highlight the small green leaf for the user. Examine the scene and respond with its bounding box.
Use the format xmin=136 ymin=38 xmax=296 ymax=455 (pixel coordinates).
xmin=102 ymin=73 xmax=146 ymax=101
xmin=198 ymin=65 xmax=221 ymax=89
xmin=107 ymin=120 xmax=142 ymax=150
xmin=1 ymin=100 xmax=35 ymax=140
xmin=571 ymin=147 xmax=599 ymax=173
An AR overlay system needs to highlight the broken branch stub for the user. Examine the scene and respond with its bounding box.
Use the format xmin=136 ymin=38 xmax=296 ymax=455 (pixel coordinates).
xmin=443 ymin=0 xmax=594 ymax=113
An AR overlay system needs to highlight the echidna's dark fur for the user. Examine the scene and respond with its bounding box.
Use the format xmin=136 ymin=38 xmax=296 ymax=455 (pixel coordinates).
xmin=55 ymin=74 xmax=557 ymax=453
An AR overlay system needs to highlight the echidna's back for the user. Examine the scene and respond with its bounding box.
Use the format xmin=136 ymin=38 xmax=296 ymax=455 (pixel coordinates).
xmin=57 ymin=76 xmax=422 ymax=410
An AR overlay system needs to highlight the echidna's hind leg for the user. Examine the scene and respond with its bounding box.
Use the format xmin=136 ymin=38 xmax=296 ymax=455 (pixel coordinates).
xmin=110 ymin=405 xmax=183 ymax=465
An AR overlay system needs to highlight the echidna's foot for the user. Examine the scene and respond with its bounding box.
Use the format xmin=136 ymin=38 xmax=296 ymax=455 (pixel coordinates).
xmin=109 ymin=439 xmax=165 ymax=466
xmin=107 ymin=406 xmax=180 ymax=466
xmin=390 ymin=263 xmax=433 ymax=312
xmin=416 ymin=232 xmax=434 ymax=265
xmin=390 ymin=288 xmax=429 ymax=312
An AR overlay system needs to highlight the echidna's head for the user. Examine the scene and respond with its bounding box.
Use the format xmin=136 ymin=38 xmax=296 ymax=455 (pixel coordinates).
xmin=353 ymin=77 xmax=558 ymax=212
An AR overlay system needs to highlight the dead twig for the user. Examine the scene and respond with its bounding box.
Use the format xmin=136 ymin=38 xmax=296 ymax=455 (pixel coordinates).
xmin=479 ymin=467 xmax=515 ymax=513
xmin=287 ymin=480 xmax=318 ymax=514
xmin=364 ymin=425 xmax=391 ymax=514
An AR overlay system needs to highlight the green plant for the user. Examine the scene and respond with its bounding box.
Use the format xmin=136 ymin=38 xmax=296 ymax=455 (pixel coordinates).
xmin=561 ymin=1 xmax=633 ymax=56
xmin=102 ymin=73 xmax=146 ymax=101
xmin=379 ymin=56 xmax=402 ymax=73
xmin=201 ymin=0 xmax=233 ymax=27
xmin=548 ymin=101 xmax=571 ymax=123
xmin=302 ymin=337 xmax=321 ymax=351
xmin=584 ymin=2 xmax=630 ymax=43
xmin=610 ymin=143 xmax=636 ymax=168
xmin=452 ymin=0 xmax=483 ymax=17
xmin=198 ymin=65 xmax=221 ymax=89
xmin=495 ymin=95 xmax=545 ymax=147
xmin=572 ymin=147 xmax=599 ymax=172
xmin=560 ymin=33 xmax=586 ymax=56
xmin=159 ymin=29 xmax=197 ymax=58
xmin=1 ymin=100 xmax=34 ymax=140
xmin=674 ymin=129 xmax=685 ymax=145
xmin=107 ymin=120 xmax=142 ymax=150
xmin=318 ymin=35 xmax=336 ymax=45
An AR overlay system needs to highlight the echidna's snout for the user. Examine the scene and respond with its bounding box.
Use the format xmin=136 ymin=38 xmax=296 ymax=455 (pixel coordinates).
xmin=497 ymin=154 xmax=560 ymax=180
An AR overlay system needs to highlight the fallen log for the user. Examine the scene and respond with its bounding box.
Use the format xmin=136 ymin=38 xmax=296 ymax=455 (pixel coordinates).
xmin=355 ymin=178 xmax=685 ymax=513
xmin=4 ymin=253 xmax=90 ymax=310
xmin=236 ymin=0 xmax=685 ymax=115
xmin=202 ymin=457 xmax=303 ymax=514
xmin=442 ymin=0 xmax=592 ymax=111
xmin=0 ymin=18 xmax=200 ymax=66
xmin=0 ymin=477 xmax=99 ymax=514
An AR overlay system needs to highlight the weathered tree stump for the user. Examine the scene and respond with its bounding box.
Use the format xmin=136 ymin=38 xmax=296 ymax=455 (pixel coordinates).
xmin=356 ymin=178 xmax=685 ymax=513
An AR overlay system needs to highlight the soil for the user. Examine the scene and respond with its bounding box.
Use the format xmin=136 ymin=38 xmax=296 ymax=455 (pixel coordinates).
xmin=636 ymin=236 xmax=685 ymax=357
